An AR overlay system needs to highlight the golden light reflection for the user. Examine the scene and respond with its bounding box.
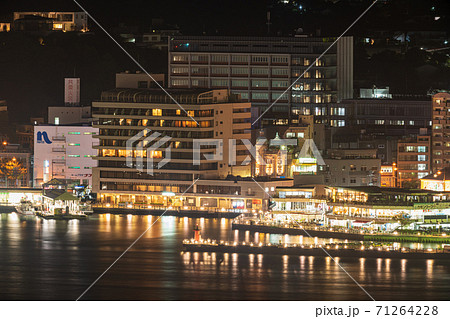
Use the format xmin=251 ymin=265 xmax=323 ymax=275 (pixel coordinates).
xmin=257 ymin=254 xmax=263 ymax=267
xmin=300 ymin=255 xmax=305 ymax=270
xmin=426 ymin=259 xmax=434 ymax=277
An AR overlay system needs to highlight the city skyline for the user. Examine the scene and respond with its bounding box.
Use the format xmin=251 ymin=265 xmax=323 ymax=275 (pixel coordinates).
xmin=0 ymin=0 xmax=449 ymax=314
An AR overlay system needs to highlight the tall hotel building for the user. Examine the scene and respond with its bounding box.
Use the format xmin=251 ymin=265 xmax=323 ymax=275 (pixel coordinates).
xmin=168 ymin=36 xmax=353 ymax=127
xmin=91 ymin=88 xmax=291 ymax=210
xmin=431 ymin=92 xmax=450 ymax=172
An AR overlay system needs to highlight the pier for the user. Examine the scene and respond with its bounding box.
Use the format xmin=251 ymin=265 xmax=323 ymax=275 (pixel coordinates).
xmin=232 ymin=222 xmax=450 ymax=243
xmin=182 ymin=239 xmax=450 ymax=260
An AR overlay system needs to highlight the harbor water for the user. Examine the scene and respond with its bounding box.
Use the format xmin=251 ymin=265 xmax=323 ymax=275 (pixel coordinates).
xmin=0 ymin=212 xmax=449 ymax=300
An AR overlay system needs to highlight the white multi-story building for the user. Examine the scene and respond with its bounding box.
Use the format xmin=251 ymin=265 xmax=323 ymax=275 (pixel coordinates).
xmin=33 ymin=125 xmax=98 ymax=187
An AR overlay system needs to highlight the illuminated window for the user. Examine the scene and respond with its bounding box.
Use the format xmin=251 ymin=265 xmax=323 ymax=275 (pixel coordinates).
xmin=102 ymin=149 xmax=116 ymax=157
xmin=68 ymin=132 xmax=80 ymax=135
xmin=152 ymin=109 xmax=162 ymax=116
xmin=68 ymin=166 xmax=80 ymax=169
xmin=54 ymin=117 xmax=60 ymax=125
xmin=418 ymin=146 xmax=427 ymax=152
xmin=68 ymin=155 xmax=80 ymax=157
xmin=176 ymin=109 xmax=181 ymax=115
xmin=149 ymin=151 xmax=162 ymax=158
xmin=172 ymin=54 xmax=188 ymax=62
xmin=68 ymin=143 xmax=80 ymax=146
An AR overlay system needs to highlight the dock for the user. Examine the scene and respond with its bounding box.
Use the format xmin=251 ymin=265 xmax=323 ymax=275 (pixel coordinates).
xmin=182 ymin=240 xmax=450 ymax=260
xmin=232 ymin=222 xmax=450 ymax=243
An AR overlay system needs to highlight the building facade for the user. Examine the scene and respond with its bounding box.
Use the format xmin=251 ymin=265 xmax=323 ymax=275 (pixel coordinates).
xmin=48 ymin=106 xmax=92 ymax=125
xmin=91 ymin=88 xmax=294 ymax=211
xmin=168 ymin=36 xmax=353 ymax=127
xmin=431 ymin=92 xmax=450 ymax=172
xmin=92 ymin=89 xmax=252 ymax=191
xmin=323 ymin=149 xmax=381 ymax=187
xmin=324 ymin=98 xmax=431 ymax=134
xmin=13 ymin=12 xmax=88 ymax=32
xmin=380 ymin=164 xmax=396 ymax=188
xmin=33 ymin=125 xmax=98 ymax=187
xmin=396 ymin=134 xmax=431 ymax=188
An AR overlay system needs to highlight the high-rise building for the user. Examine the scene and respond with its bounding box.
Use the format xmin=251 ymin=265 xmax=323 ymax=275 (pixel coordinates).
xmin=168 ymin=36 xmax=353 ymax=127
xmin=91 ymin=88 xmax=291 ymax=211
xmin=431 ymin=92 xmax=450 ymax=172
xmin=91 ymin=89 xmax=252 ymax=191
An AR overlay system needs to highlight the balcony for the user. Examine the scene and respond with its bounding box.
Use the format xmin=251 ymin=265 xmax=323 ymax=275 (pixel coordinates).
xmin=52 ymin=159 xmax=66 ymax=164
xmin=52 ymin=136 xmax=66 ymax=141
xmin=52 ymin=147 xmax=66 ymax=153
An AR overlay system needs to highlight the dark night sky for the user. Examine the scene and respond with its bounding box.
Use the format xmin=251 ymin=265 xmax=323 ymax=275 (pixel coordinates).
xmin=2 ymin=0 xmax=447 ymax=36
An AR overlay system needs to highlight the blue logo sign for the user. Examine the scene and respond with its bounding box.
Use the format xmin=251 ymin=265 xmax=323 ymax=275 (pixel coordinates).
xmin=37 ymin=131 xmax=52 ymax=144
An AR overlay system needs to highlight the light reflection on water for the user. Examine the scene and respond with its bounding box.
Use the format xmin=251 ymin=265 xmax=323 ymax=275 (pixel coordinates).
xmin=0 ymin=213 xmax=449 ymax=301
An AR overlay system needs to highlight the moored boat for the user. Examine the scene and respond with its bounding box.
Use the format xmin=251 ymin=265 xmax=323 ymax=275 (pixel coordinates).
xmin=15 ymin=200 xmax=36 ymax=215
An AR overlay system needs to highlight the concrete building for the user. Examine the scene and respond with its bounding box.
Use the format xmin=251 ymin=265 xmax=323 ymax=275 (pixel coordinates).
xmin=324 ymin=97 xmax=431 ymax=135
xmin=48 ymin=106 xmax=92 ymax=125
xmin=91 ymin=89 xmax=252 ymax=190
xmin=91 ymin=88 xmax=293 ymax=210
xmin=323 ymin=149 xmax=381 ymax=187
xmin=33 ymin=125 xmax=98 ymax=187
xmin=13 ymin=12 xmax=88 ymax=32
xmin=421 ymin=167 xmax=450 ymax=192
xmin=380 ymin=164 xmax=396 ymax=188
xmin=16 ymin=117 xmax=45 ymax=149
xmin=431 ymin=92 xmax=450 ymax=172
xmin=168 ymin=36 xmax=353 ymax=127
xmin=115 ymin=72 xmax=165 ymax=89
xmin=396 ymin=134 xmax=431 ymax=188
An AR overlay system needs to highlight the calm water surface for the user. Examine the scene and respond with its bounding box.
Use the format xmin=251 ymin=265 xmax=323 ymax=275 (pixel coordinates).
xmin=0 ymin=212 xmax=449 ymax=300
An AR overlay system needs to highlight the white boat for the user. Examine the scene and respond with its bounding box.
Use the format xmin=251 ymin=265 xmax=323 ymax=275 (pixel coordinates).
xmin=15 ymin=200 xmax=36 ymax=215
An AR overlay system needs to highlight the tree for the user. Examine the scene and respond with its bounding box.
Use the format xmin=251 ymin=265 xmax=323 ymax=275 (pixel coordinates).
xmin=0 ymin=158 xmax=27 ymax=188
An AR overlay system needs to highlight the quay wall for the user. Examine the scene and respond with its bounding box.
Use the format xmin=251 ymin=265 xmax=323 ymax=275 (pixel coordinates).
xmin=183 ymin=244 xmax=450 ymax=260
xmin=232 ymin=223 xmax=365 ymax=240
xmin=94 ymin=207 xmax=240 ymax=218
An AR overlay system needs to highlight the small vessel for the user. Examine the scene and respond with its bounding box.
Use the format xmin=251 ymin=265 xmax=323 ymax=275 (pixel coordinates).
xmin=15 ymin=200 xmax=36 ymax=215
